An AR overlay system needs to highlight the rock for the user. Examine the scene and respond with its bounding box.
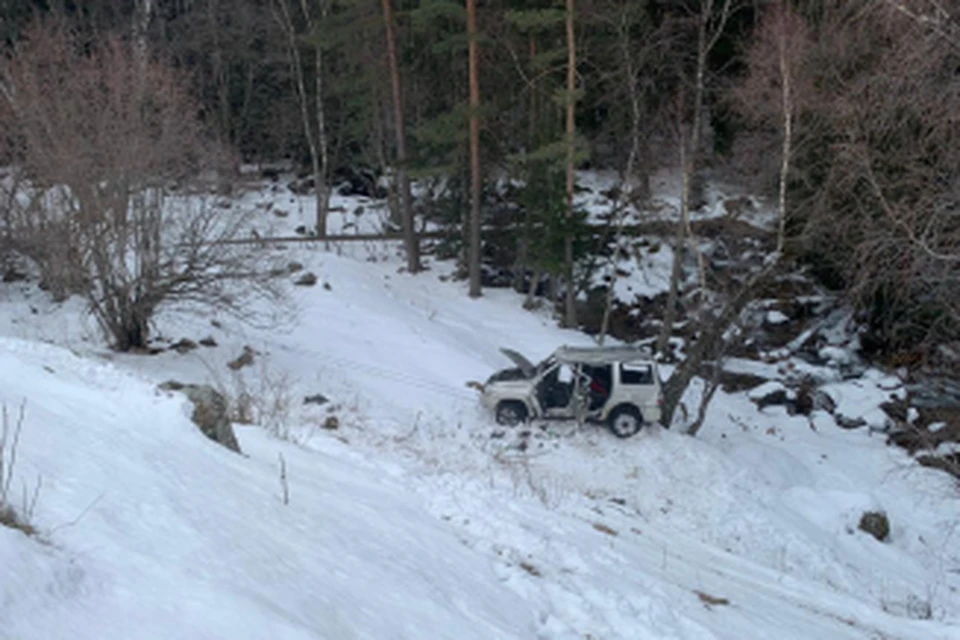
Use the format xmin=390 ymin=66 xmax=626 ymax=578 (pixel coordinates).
xmin=159 ymin=381 xmax=241 ymax=453
xmin=322 ymin=415 xmax=339 ymax=430
xmin=917 ymin=454 xmax=960 ymax=480
xmin=880 ymin=399 xmax=910 ymax=427
xmin=199 ymin=336 xmax=218 ymax=348
xmin=812 ymin=389 xmax=836 ymax=414
xmin=792 ymin=383 xmax=836 ymax=416
xmin=723 ymin=196 xmax=755 ymax=218
xmin=170 ymin=338 xmax=198 ymax=354
xmin=331 ymin=166 xmax=386 ymax=198
xmin=836 ymin=414 xmax=867 ymax=430
xmin=287 ymin=177 xmax=315 ymax=195
xmin=858 ymin=511 xmax=890 ymax=542
xmin=294 ymin=272 xmax=318 ymax=287
xmin=749 ymin=382 xmax=792 ymax=411
xmin=2 ymin=266 xmax=27 ymax=283
xmin=227 ymin=346 xmax=256 ymax=371
xmin=273 ymin=208 xmax=289 ymax=218
xmin=756 ymin=389 xmax=790 ymax=409
xmin=719 ymin=371 xmax=768 ymax=394
xmin=303 ymin=393 xmax=329 ymax=406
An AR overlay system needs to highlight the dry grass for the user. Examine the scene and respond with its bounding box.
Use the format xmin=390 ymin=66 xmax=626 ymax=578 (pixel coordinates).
xmin=694 ymin=590 xmax=731 ymax=607
xmin=592 ymin=522 xmax=619 ymax=537
xmin=1 ymin=402 xmax=40 ymax=536
xmin=206 ymin=355 xmax=295 ymax=440
xmin=0 ymin=503 xmax=37 ymax=537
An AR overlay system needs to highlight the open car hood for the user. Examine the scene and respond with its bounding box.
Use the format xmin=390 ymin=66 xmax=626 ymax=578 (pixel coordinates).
xmin=499 ymin=347 xmax=536 ymax=378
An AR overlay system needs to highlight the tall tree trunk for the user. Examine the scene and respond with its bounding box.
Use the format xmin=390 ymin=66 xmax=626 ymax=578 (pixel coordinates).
xmin=657 ymin=0 xmax=733 ymax=356
xmin=272 ymin=0 xmax=322 ymax=233
xmin=467 ymin=0 xmax=482 ymax=297
xmin=563 ymin=0 xmax=578 ymax=329
xmin=312 ymin=38 xmax=329 ymax=235
xmin=382 ymin=0 xmax=421 ymax=273
xmin=777 ymin=4 xmax=792 ymax=256
xmin=294 ymin=0 xmax=330 ymax=237
xmin=600 ymin=8 xmax=644 ymax=346
xmin=660 ymin=264 xmax=773 ymax=428
xmin=133 ymin=0 xmax=153 ymax=77
xmin=513 ymin=33 xmax=539 ymax=294
xmin=524 ymin=267 xmax=542 ymax=309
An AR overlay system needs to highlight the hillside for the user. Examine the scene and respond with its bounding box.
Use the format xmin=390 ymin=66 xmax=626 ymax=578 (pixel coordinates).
xmin=1 ymin=176 xmax=959 ymax=639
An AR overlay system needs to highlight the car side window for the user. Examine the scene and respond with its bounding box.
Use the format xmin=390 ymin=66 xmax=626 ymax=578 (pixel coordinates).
xmin=620 ymin=363 xmax=653 ymax=385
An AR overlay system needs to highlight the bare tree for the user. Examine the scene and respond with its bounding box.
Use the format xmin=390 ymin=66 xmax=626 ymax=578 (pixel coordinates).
xmin=661 ymin=0 xmax=811 ymax=431
xmin=271 ymin=0 xmax=331 ymax=237
xmin=734 ymin=0 xmax=810 ymax=256
xmin=657 ymin=0 xmax=739 ymax=356
xmin=794 ymin=0 xmax=960 ymax=351
xmin=0 ymin=20 xmax=281 ymax=351
xmin=598 ymin=2 xmax=659 ymax=345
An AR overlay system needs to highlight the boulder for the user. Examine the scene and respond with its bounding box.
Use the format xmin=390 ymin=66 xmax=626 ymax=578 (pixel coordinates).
xmin=170 ymin=338 xmax=198 ymax=354
xmin=858 ymin=511 xmax=890 ymax=542
xmin=836 ymin=414 xmax=867 ymax=430
xmin=294 ymin=272 xmax=318 ymax=287
xmin=160 ymin=381 xmax=241 ymax=453
xmin=304 ymin=393 xmax=329 ymax=406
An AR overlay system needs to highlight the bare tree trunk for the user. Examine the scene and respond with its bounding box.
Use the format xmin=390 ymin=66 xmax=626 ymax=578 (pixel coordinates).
xmin=382 ymin=0 xmax=421 ymax=273
xmin=657 ymin=0 xmax=736 ymax=356
xmin=467 ymin=0 xmax=482 ymax=297
xmin=524 ymin=267 xmax=541 ymax=309
xmin=133 ymin=0 xmax=154 ymax=76
xmin=599 ymin=8 xmax=644 ymax=346
xmin=272 ymin=0 xmax=322 ymax=234
xmin=668 ymin=1 xmax=795 ymax=433
xmin=563 ymin=0 xmax=578 ymax=329
xmin=687 ymin=359 xmax=722 ymax=436
xmin=776 ymin=4 xmax=792 ymax=256
xmin=660 ymin=264 xmax=773 ymax=428
xmin=300 ymin=0 xmax=331 ymax=237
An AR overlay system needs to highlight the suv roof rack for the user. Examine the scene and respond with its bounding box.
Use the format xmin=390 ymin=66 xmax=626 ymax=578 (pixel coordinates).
xmin=554 ymin=345 xmax=654 ymax=366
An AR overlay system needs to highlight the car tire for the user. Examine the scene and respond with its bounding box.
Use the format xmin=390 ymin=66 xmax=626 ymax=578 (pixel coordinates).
xmin=495 ymin=401 xmax=528 ymax=427
xmin=608 ymin=405 xmax=644 ymax=438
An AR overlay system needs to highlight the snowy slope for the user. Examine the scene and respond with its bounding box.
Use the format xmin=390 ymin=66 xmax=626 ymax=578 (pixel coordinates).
xmin=2 ymin=178 xmax=959 ymax=639
xmin=0 ymin=339 xmax=532 ymax=639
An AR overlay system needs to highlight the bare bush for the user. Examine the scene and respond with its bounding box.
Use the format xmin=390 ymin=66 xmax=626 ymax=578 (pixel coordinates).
xmin=0 ymin=19 xmax=282 ymax=351
xmin=213 ymin=356 xmax=295 ymax=440
xmin=790 ymin=1 xmax=960 ymax=351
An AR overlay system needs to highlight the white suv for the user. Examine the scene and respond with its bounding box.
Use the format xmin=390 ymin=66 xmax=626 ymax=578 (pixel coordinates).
xmin=478 ymin=346 xmax=662 ymax=437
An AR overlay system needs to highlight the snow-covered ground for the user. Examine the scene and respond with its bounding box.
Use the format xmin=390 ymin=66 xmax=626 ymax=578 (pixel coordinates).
xmin=1 ymin=176 xmax=958 ymax=639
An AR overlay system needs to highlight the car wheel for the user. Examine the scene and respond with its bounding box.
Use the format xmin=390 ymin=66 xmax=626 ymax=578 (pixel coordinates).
xmin=608 ymin=405 xmax=643 ymax=438
xmin=495 ymin=401 xmax=528 ymax=427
